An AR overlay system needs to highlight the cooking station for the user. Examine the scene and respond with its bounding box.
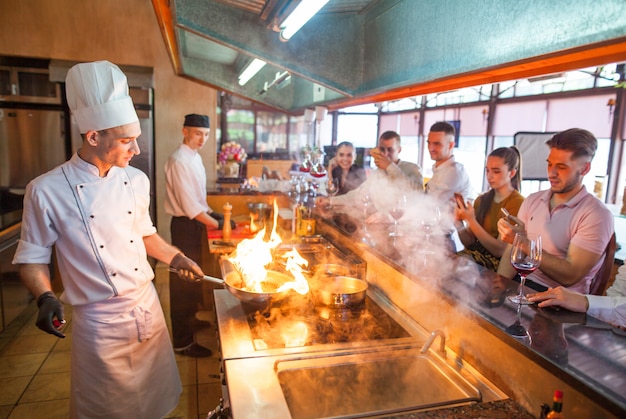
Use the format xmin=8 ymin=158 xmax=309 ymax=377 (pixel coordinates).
xmin=213 ymin=235 xmax=505 ymax=418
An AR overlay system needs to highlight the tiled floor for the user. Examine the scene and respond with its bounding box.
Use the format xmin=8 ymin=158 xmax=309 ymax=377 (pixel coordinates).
xmin=0 ymin=265 xmax=222 ymax=419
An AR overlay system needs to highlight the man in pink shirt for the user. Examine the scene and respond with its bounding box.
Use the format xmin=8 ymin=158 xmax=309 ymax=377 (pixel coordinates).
xmin=497 ymin=128 xmax=614 ymax=294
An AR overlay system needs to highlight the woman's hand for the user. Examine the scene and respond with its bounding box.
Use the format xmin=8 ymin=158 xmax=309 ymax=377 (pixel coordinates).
xmin=454 ymin=200 xmax=475 ymax=222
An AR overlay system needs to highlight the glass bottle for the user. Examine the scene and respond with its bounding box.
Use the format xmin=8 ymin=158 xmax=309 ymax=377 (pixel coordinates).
xmin=546 ymin=390 xmax=563 ymax=419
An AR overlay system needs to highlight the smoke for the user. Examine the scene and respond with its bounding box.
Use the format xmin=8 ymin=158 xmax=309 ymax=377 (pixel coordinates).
xmin=322 ymin=168 xmax=488 ymax=307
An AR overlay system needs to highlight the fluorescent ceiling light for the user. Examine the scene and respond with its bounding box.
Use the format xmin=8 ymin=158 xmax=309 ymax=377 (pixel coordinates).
xmin=238 ymin=58 xmax=267 ymax=86
xmin=280 ymin=0 xmax=330 ymax=41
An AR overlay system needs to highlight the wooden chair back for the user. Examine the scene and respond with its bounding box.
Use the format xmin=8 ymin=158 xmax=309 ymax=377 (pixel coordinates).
xmin=589 ymin=233 xmax=617 ymax=296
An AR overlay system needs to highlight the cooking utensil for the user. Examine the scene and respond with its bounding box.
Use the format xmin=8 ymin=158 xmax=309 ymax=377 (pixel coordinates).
xmin=168 ymin=268 xmax=291 ymax=307
xmin=313 ymin=263 xmax=352 ymax=278
xmin=247 ymin=202 xmax=272 ymax=221
xmin=314 ymin=276 xmax=367 ymax=308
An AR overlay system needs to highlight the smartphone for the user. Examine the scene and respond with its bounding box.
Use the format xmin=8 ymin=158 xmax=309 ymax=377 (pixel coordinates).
xmin=454 ymin=192 xmax=467 ymax=209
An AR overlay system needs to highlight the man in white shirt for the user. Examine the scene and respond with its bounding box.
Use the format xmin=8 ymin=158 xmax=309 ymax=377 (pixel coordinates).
xmin=164 ymin=114 xmax=235 ymax=357
xmin=425 ymin=121 xmax=474 ymax=202
xmin=13 ymin=60 xmax=202 ymax=418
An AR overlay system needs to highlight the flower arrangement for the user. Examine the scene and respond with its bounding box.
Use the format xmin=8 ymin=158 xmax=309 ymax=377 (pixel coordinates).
xmin=218 ymin=141 xmax=247 ymax=164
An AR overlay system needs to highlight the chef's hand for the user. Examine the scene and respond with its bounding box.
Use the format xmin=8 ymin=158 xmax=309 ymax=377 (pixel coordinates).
xmin=210 ymin=212 xmax=224 ymax=221
xmin=36 ymin=291 xmax=65 ymax=338
xmin=218 ymin=219 xmax=237 ymax=230
xmin=170 ymin=253 xmax=204 ymax=282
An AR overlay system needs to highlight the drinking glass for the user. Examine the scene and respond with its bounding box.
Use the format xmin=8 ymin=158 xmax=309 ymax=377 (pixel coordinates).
xmin=389 ymin=195 xmax=407 ymax=237
xmin=325 ymin=178 xmax=339 ymax=207
xmin=420 ymin=206 xmax=441 ymax=244
xmin=508 ymin=233 xmax=542 ymax=305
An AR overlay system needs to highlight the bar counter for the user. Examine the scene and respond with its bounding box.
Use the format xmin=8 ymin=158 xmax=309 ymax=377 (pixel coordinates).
xmin=207 ymin=190 xmax=626 ymax=417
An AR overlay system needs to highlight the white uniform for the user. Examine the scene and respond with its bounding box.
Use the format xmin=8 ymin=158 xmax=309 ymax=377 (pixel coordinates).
xmin=14 ymin=153 xmax=181 ymax=418
xmin=164 ymin=143 xmax=211 ymax=219
xmin=426 ymin=155 xmax=474 ymax=202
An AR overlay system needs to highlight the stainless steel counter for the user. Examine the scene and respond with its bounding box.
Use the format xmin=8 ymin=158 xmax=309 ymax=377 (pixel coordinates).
xmin=316 ymin=218 xmax=626 ymax=418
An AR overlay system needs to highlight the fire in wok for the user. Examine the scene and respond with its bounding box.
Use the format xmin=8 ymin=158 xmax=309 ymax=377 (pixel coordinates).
xmin=222 ymin=199 xmax=310 ymax=303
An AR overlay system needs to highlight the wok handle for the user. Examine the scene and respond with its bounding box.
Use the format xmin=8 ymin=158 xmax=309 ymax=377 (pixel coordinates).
xmin=167 ymin=268 xmax=225 ymax=285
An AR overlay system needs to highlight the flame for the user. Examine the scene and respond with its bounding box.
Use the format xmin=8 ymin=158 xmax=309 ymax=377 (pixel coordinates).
xmin=281 ymin=321 xmax=309 ymax=348
xmin=226 ymin=199 xmax=309 ymax=295
xmin=249 ymin=213 xmax=260 ymax=233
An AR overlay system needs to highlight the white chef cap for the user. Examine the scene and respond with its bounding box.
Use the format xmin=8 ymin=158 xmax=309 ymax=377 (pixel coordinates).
xmin=65 ymin=60 xmax=139 ymax=133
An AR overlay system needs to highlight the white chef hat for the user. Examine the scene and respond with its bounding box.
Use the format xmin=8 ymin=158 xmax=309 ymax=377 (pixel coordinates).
xmin=65 ymin=60 xmax=139 ymax=133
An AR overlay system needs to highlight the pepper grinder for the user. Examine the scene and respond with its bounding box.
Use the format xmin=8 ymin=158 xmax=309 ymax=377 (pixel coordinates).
xmin=222 ymin=202 xmax=233 ymax=241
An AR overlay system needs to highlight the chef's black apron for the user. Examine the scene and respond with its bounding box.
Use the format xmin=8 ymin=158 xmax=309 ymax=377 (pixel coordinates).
xmin=170 ymin=216 xmax=207 ymax=348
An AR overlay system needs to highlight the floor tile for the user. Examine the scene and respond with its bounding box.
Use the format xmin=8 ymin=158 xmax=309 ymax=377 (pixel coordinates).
xmin=19 ymin=372 xmax=70 ymax=403
xmin=0 ymin=405 xmax=11 ymax=419
xmin=165 ymin=385 xmax=197 ymax=419
xmin=176 ymin=357 xmax=198 ymax=386
xmin=197 ymin=357 xmax=221 ymax=384
xmin=7 ymin=399 xmax=69 ymax=419
xmin=1 ymin=334 xmax=57 ymax=356
xmin=38 ymin=352 xmax=71 ymax=374
xmin=197 ymin=382 xmax=222 ymax=416
xmin=0 ymin=377 xmax=31 ymax=405
xmin=0 ymin=354 xmax=46 ymax=378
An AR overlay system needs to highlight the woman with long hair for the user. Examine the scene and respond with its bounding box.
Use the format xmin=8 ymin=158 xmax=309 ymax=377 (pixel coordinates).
xmin=328 ymin=141 xmax=367 ymax=195
xmin=455 ymin=146 xmax=524 ymax=271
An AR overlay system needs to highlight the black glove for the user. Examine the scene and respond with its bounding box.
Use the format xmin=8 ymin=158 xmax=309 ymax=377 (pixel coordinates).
xmin=210 ymin=212 xmax=224 ymax=221
xmin=170 ymin=252 xmax=204 ymax=282
xmin=218 ymin=219 xmax=237 ymax=230
xmin=36 ymin=291 xmax=65 ymax=338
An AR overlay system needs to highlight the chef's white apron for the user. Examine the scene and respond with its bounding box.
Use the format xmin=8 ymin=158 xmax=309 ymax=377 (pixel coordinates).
xmin=70 ymin=283 xmax=181 ymax=418
xmin=59 ymin=165 xmax=181 ymax=418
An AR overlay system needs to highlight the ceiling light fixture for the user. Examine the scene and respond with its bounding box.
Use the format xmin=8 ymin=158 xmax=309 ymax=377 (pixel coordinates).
xmin=279 ymin=0 xmax=330 ymax=42
xmin=238 ymin=58 xmax=267 ymax=86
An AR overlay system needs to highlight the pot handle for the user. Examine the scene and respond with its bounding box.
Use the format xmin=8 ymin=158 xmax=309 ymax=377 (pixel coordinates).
xmin=333 ymin=294 xmax=345 ymax=305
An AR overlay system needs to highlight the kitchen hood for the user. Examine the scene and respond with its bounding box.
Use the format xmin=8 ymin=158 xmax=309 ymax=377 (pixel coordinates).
xmin=152 ymin=0 xmax=626 ymax=113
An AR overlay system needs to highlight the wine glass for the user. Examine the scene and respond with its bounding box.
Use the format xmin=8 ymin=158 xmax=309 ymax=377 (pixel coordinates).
xmin=325 ymin=178 xmax=339 ymax=208
xmin=389 ymin=195 xmax=407 ymax=237
xmin=508 ymin=233 xmax=542 ymax=305
xmin=505 ymin=302 xmax=531 ymax=342
xmin=420 ymin=206 xmax=441 ymax=245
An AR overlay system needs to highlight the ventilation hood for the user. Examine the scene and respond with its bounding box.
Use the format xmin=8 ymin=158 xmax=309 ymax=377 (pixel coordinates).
xmin=152 ymin=0 xmax=626 ymax=113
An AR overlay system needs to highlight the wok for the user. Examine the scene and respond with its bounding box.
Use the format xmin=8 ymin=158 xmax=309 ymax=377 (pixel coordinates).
xmin=169 ymin=268 xmax=292 ymax=306
xmin=314 ymin=276 xmax=368 ymax=308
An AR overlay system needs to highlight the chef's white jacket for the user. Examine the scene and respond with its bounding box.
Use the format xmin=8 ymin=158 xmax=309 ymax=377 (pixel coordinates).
xmin=164 ymin=143 xmax=212 ymax=219
xmin=13 ymin=153 xmax=181 ymax=418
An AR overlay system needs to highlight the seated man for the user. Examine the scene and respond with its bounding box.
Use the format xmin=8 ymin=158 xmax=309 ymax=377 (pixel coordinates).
xmin=497 ymin=128 xmax=614 ymax=294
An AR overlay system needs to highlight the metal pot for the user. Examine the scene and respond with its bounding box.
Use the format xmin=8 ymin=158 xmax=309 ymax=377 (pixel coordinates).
xmin=247 ymin=202 xmax=272 ymax=222
xmin=314 ymin=276 xmax=368 ymax=308
xmin=313 ymin=263 xmax=352 ymax=279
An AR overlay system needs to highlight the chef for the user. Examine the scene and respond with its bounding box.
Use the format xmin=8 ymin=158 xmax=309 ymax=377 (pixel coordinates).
xmin=12 ymin=60 xmax=203 ymax=418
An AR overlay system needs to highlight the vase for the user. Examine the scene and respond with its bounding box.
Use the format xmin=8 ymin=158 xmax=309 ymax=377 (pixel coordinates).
xmin=223 ymin=161 xmax=240 ymax=178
